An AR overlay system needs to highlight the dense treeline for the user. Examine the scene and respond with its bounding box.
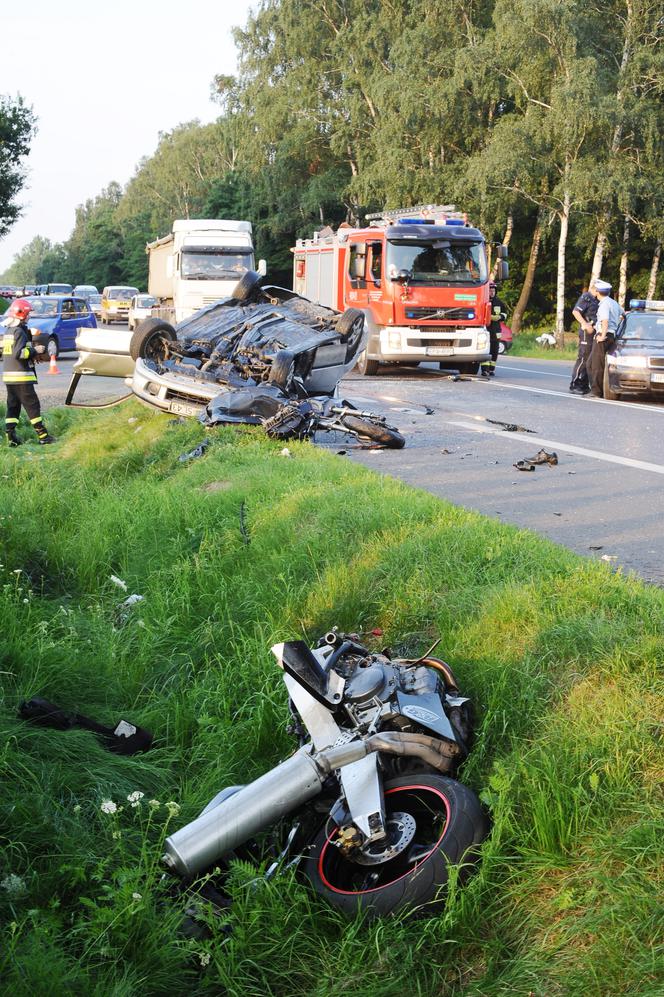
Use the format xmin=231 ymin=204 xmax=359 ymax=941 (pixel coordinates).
xmin=2 ymin=0 xmax=663 ymax=334
xmin=0 ymin=94 xmax=35 ymax=238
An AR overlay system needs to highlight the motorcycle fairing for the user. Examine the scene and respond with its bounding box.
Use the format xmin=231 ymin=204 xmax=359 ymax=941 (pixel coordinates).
xmin=396 ymin=691 xmax=458 ymax=743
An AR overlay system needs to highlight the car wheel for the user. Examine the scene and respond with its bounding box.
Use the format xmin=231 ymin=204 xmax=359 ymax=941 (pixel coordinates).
xmin=232 ymin=271 xmax=263 ymax=302
xmin=603 ymin=363 xmax=620 ymax=401
xmin=498 ymin=341 xmax=506 ymax=355
xmin=129 ymin=318 xmax=177 ymax=362
xmin=356 ymin=350 xmax=380 ymax=376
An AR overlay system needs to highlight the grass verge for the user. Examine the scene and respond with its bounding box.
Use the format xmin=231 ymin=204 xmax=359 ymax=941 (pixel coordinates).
xmin=508 ymin=329 xmax=578 ymax=360
xmin=1 ymin=403 xmax=662 ymax=996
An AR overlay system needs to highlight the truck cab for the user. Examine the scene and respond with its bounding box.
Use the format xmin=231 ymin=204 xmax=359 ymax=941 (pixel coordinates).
xmin=293 ymin=205 xmax=508 ymax=375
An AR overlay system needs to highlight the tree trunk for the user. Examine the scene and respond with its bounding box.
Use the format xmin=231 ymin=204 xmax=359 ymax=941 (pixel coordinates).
xmin=490 ymin=209 xmax=514 ymax=279
xmin=647 ymin=241 xmax=661 ymax=299
xmin=511 ymin=209 xmax=544 ymax=335
xmin=591 ymin=228 xmax=608 ymax=282
xmin=555 ymin=189 xmax=571 ymax=347
xmin=618 ymin=215 xmax=629 ymax=307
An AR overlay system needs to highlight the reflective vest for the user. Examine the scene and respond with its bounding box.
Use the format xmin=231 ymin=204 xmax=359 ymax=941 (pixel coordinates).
xmin=2 ymin=322 xmax=37 ymax=384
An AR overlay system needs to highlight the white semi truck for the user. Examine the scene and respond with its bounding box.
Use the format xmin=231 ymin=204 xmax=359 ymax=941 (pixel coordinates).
xmin=147 ymin=219 xmax=266 ymax=324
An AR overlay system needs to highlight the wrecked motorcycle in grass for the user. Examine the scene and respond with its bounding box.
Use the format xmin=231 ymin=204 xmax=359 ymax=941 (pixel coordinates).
xmin=163 ymin=631 xmax=487 ymax=919
xmin=125 ymin=272 xmax=404 ymax=447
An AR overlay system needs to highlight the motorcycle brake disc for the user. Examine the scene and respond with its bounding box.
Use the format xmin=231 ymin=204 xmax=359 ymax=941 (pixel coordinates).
xmin=351 ymin=811 xmax=416 ymax=866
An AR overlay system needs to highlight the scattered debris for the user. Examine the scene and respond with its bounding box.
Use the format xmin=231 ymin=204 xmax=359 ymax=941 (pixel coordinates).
xmin=487 ymin=419 xmax=536 ymax=433
xmin=336 ymin=450 xmax=348 ymax=456
xmin=525 ymin=449 xmax=558 ymax=466
xmin=127 ymin=417 xmax=138 ymax=424
xmin=601 ymin=554 xmax=617 ymax=562
xmin=449 ymin=375 xmax=472 ymax=382
xmin=178 ymin=439 xmax=210 ymax=462
xmin=279 ymin=447 xmax=292 ymax=457
xmin=120 ymin=594 xmax=144 ymax=609
xmin=18 ymin=697 xmax=153 ymax=755
xmin=553 ymin=512 xmax=562 ymax=516
xmin=441 ymin=448 xmax=452 ymax=454
xmin=513 ymin=460 xmax=535 ymax=472
xmin=535 ymin=333 xmax=557 ymax=347
xmin=589 ymin=545 xmax=603 ymax=550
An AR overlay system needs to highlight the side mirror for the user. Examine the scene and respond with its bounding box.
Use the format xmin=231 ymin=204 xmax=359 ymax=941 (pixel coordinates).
xmin=495 ymin=260 xmax=509 ymax=282
xmin=392 ymin=268 xmax=411 ymax=284
xmin=166 ymin=256 xmax=174 ymax=278
xmin=496 ymin=244 xmax=508 ymax=260
xmin=258 ymin=259 xmax=267 ymax=276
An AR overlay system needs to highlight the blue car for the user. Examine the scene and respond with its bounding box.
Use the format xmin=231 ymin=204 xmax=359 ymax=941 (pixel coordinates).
xmin=25 ymin=296 xmax=97 ymax=357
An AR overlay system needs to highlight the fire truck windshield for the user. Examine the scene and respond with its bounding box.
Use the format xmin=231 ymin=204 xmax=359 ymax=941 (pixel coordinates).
xmin=387 ymin=240 xmax=487 ymax=285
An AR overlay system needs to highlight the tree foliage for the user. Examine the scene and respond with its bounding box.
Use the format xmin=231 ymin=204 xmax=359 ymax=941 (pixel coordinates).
xmin=0 ymin=93 xmax=36 ymax=238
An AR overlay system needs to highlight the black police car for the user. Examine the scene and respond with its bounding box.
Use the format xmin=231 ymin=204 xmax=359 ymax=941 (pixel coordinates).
xmin=604 ymin=300 xmax=664 ymax=400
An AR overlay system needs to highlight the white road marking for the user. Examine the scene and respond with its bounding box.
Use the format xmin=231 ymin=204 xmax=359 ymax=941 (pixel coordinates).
xmin=447 ymin=420 xmax=664 ymax=475
xmin=480 ymin=378 xmax=664 ymax=414
xmin=501 ymin=364 xmax=570 ymax=378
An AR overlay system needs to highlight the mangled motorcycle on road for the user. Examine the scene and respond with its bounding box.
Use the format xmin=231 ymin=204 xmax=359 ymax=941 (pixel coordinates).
xmin=125 ymin=272 xmax=404 ymax=447
xmin=163 ymin=631 xmax=487 ymax=919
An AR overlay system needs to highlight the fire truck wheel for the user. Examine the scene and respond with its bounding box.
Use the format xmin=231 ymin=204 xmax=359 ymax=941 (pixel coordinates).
xmin=356 ymin=351 xmax=380 ymax=376
xmin=232 ymin=271 xmax=263 ymax=302
xmin=337 ymin=308 xmax=365 ymax=342
xmin=458 ymin=362 xmax=480 ymax=375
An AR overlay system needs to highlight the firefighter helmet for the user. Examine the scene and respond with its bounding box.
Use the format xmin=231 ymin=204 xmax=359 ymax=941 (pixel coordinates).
xmin=8 ymin=298 xmax=33 ymax=321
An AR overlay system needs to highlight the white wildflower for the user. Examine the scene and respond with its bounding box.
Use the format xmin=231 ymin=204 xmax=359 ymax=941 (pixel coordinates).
xmin=23 ymin=598 xmax=29 ymax=604
xmin=165 ymin=801 xmax=180 ymax=817
xmin=100 ymin=799 xmax=118 ymax=815
xmin=12 ymin=568 xmax=21 ymax=574
xmin=148 ymin=799 xmax=160 ymax=810
xmin=199 ymin=952 xmax=211 ymax=967
xmin=73 ymin=804 xmax=82 ymax=814
xmin=109 ymin=575 xmax=128 ymax=592
xmin=131 ymin=892 xmax=142 ymax=901
xmin=112 ymin=830 xmax=121 ymax=840
xmin=1 ymin=874 xmax=26 ymax=895
xmin=127 ymin=791 xmax=145 ymax=808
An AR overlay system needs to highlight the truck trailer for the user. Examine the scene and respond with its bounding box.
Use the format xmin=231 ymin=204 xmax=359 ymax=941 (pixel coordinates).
xmin=292 ymin=205 xmax=507 ymax=374
xmin=147 ymin=219 xmax=266 ymax=324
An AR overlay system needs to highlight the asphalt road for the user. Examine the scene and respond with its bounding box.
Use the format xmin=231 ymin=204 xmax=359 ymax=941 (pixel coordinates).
xmin=34 ymin=345 xmax=664 ymax=587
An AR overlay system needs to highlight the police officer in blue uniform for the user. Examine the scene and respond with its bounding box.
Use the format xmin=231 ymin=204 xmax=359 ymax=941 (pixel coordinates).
xmin=569 ymin=282 xmax=599 ymax=394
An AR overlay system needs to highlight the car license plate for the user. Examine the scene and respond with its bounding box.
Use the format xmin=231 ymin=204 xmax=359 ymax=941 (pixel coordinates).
xmin=651 ymin=372 xmax=664 ymax=383
xmin=427 ymin=347 xmax=453 ymax=356
xmin=169 ymin=400 xmax=200 ymax=416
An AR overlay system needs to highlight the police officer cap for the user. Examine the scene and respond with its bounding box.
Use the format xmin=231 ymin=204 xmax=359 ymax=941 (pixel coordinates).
xmin=595 ymin=279 xmax=612 ymax=293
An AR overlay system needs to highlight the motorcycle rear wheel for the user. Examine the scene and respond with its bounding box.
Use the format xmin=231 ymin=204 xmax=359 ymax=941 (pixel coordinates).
xmin=305 ymin=775 xmax=487 ymax=918
xmin=340 ymin=415 xmax=405 ymax=449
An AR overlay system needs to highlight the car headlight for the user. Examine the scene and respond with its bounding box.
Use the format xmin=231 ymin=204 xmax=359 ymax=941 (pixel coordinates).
xmin=609 ymin=355 xmax=648 ymax=369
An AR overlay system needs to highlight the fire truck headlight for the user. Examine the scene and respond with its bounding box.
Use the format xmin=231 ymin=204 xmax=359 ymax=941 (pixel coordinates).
xmin=477 ymin=332 xmax=489 ymax=349
xmin=388 ymin=330 xmax=402 ymax=349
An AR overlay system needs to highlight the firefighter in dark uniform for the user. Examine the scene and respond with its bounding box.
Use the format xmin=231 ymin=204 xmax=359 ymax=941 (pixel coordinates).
xmin=481 ymin=281 xmax=506 ymax=376
xmin=2 ymin=298 xmax=55 ymax=446
xmin=569 ymin=282 xmax=599 ymax=394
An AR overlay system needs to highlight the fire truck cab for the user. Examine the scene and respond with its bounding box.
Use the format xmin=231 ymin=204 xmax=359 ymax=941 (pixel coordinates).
xmin=292 ymin=205 xmax=507 ymax=375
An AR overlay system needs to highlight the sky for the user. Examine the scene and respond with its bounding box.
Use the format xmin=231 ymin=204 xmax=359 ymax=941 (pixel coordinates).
xmin=0 ymin=0 xmax=256 ymax=272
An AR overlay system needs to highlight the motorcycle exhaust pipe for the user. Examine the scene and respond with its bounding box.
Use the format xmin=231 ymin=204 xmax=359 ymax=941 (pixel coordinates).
xmin=162 ymin=748 xmax=325 ymax=878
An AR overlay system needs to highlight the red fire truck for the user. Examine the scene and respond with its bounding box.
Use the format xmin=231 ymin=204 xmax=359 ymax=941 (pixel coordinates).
xmin=292 ymin=204 xmax=508 ymax=375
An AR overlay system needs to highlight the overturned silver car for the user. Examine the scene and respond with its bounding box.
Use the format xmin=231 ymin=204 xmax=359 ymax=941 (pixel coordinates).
xmin=69 ymin=272 xmax=405 ymax=447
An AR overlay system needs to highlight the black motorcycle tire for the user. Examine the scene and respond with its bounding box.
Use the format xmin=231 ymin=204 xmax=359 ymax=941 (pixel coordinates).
xmin=305 ymin=775 xmax=488 ymax=918
xmin=341 ymin=414 xmax=405 ymax=449
xmin=129 ymin=319 xmax=177 ymax=362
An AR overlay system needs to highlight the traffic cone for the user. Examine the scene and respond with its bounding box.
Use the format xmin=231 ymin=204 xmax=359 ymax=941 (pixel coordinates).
xmin=48 ymin=352 xmax=61 ymax=375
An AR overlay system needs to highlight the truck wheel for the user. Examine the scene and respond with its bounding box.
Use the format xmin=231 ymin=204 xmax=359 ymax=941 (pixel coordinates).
xmin=129 ymin=318 xmax=177 ymax=363
xmin=232 ymin=271 xmax=263 ymax=302
xmin=458 ymin=362 xmax=480 ymax=375
xmin=356 ymin=351 xmax=379 ymax=376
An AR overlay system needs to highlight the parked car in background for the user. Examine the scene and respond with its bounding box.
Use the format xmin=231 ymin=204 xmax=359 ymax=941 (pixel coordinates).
xmin=87 ymin=293 xmax=103 ymax=319
xmin=35 ymin=283 xmax=74 ymax=296
xmin=101 ymin=286 xmax=139 ymax=325
xmin=0 ymin=285 xmax=16 ymax=298
xmin=25 ymin=295 xmax=96 ymax=357
xmin=604 ymin=299 xmax=664 ymax=401
xmin=73 ymin=284 xmax=99 ymax=300
xmin=128 ymin=294 xmax=157 ymax=330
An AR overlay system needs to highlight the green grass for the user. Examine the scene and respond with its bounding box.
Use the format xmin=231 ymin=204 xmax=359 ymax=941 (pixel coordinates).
xmin=509 ymin=329 xmax=578 ymax=360
xmin=1 ymin=404 xmax=662 ymax=996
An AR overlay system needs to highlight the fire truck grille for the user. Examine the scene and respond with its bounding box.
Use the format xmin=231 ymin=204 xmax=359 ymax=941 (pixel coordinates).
xmin=407 ymin=337 xmax=473 ymax=349
xmin=648 ymin=356 xmax=664 ymax=368
xmin=404 ymin=306 xmax=476 ymax=321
